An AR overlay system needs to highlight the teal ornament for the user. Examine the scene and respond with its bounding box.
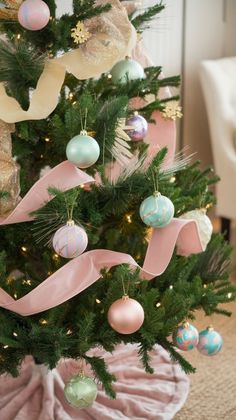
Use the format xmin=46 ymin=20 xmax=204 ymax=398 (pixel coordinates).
xmin=110 ymin=57 xmax=145 ymax=84
xmin=64 ymin=375 xmax=98 ymax=409
xmin=66 ymin=130 xmax=100 ymax=168
xmin=174 ymin=322 xmax=199 ymax=351
xmin=197 ymin=326 xmax=223 ymax=356
xmin=139 ymin=192 xmax=174 ymax=228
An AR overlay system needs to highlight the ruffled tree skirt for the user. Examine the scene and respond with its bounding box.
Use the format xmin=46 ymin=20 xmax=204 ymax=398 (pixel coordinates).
xmin=0 ymin=344 xmax=189 ymax=420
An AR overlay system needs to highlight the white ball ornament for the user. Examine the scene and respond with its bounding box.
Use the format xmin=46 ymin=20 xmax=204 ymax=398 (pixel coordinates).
xmin=52 ymin=220 xmax=88 ymax=259
xmin=66 ymin=130 xmax=100 ymax=169
xmin=110 ymin=56 xmax=145 ymax=84
xmin=178 ymin=208 xmax=213 ymax=253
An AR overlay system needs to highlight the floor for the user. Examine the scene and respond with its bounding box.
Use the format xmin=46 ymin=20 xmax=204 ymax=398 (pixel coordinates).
xmin=175 ymin=218 xmax=236 ymax=419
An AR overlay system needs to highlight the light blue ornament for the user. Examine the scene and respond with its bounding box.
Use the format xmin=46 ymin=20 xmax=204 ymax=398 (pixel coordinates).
xmin=174 ymin=322 xmax=199 ymax=351
xmin=139 ymin=192 xmax=174 ymax=228
xmin=66 ymin=130 xmax=100 ymax=168
xmin=197 ymin=327 xmax=223 ymax=356
xmin=64 ymin=375 xmax=97 ymax=409
xmin=110 ymin=57 xmax=145 ymax=84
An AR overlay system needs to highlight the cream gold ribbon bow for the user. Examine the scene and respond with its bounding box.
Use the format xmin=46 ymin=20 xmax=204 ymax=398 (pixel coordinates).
xmin=0 ymin=0 xmax=136 ymax=123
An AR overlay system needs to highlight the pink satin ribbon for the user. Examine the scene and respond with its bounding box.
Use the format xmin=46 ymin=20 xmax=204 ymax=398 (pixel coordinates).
xmin=0 ymin=219 xmax=202 ymax=315
xmin=0 ymin=161 xmax=94 ymax=225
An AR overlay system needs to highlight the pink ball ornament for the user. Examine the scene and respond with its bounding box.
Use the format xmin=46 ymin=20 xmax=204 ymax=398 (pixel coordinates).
xmin=18 ymin=0 xmax=50 ymax=31
xmin=174 ymin=322 xmax=199 ymax=351
xmin=108 ymin=296 xmax=144 ymax=334
xmin=52 ymin=220 xmax=88 ymax=259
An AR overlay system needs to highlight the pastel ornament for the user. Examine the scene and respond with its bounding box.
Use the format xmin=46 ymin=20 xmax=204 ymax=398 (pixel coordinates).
xmin=52 ymin=220 xmax=88 ymax=259
xmin=64 ymin=375 xmax=97 ymax=409
xmin=178 ymin=208 xmax=213 ymax=252
xmin=108 ymin=295 xmax=144 ymax=334
xmin=126 ymin=112 xmax=148 ymax=141
xmin=66 ymin=130 xmax=100 ymax=169
xmin=110 ymin=57 xmax=145 ymax=84
xmin=197 ymin=326 xmax=223 ymax=356
xmin=139 ymin=192 xmax=175 ymax=228
xmin=18 ymin=0 xmax=50 ymax=31
xmin=174 ymin=322 xmax=199 ymax=351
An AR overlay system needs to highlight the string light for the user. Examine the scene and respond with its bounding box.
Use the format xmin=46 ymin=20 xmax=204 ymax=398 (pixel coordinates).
xmin=170 ymin=176 xmax=176 ymax=183
xmin=53 ymin=253 xmax=59 ymax=260
xmin=21 ymin=246 xmax=27 ymax=253
xmin=156 ymin=302 xmax=161 ymax=308
xmin=72 ymin=101 xmax=77 ymax=105
xmin=22 ymin=279 xmax=32 ymax=286
xmin=169 ymin=285 xmax=173 ymax=290
xmin=44 ymin=137 xmax=50 ymax=143
xmin=16 ymin=34 xmax=21 ymax=40
xmin=107 ymin=73 xmax=112 ymax=79
xmin=80 ymin=184 xmax=84 ymax=189
xmin=69 ymin=92 xmax=74 ymax=100
xmin=39 ymin=319 xmax=48 ymax=325
xmin=3 ymin=345 xmax=8 ymax=349
xmin=228 ymin=292 xmax=232 ymax=299
xmin=40 ymin=154 xmax=44 ymax=159
xmin=125 ymin=214 xmax=132 ymax=224
xmin=96 ymin=298 xmax=101 ymax=304
xmin=14 ymin=293 xmax=17 ymax=299
xmin=203 ymin=284 xmax=207 ymax=289
xmin=66 ymin=329 xmax=73 ymax=335
xmin=13 ymin=332 xmax=18 ymax=337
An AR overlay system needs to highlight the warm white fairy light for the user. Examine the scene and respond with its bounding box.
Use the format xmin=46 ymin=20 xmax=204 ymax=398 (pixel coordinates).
xmin=39 ymin=319 xmax=48 ymax=325
xmin=44 ymin=137 xmax=50 ymax=143
xmin=169 ymin=285 xmax=173 ymax=290
xmin=21 ymin=246 xmax=27 ymax=253
xmin=3 ymin=345 xmax=8 ymax=349
xmin=96 ymin=298 xmax=101 ymax=304
xmin=14 ymin=293 xmax=17 ymax=299
xmin=228 ymin=292 xmax=232 ymax=299
xmin=170 ymin=176 xmax=176 ymax=183
xmin=16 ymin=34 xmax=21 ymax=40
xmin=156 ymin=302 xmax=161 ymax=308
xmin=66 ymin=329 xmax=73 ymax=335
xmin=13 ymin=332 xmax=18 ymax=337
xmin=125 ymin=214 xmax=132 ymax=224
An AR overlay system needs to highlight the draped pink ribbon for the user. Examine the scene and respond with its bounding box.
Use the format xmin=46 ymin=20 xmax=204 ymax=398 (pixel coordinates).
xmin=0 ymin=220 xmax=202 ymax=316
xmin=0 ymin=161 xmax=94 ymax=225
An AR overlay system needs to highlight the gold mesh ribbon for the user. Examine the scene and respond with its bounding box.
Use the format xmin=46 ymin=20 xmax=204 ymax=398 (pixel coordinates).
xmin=0 ymin=120 xmax=20 ymax=215
xmin=0 ymin=0 xmax=22 ymax=20
xmin=0 ymin=0 xmax=136 ymax=123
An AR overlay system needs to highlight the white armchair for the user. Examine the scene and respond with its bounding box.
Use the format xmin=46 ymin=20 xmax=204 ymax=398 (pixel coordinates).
xmin=200 ymin=57 xmax=236 ymax=240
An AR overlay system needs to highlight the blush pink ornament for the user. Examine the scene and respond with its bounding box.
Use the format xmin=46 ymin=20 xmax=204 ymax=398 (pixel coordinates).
xmin=18 ymin=0 xmax=50 ymax=31
xmin=108 ymin=295 xmax=144 ymax=334
xmin=52 ymin=220 xmax=88 ymax=259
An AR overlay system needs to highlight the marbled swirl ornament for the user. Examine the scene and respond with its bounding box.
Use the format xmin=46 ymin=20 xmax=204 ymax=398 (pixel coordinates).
xmin=197 ymin=327 xmax=223 ymax=356
xmin=52 ymin=221 xmax=88 ymax=259
xmin=126 ymin=113 xmax=148 ymax=141
xmin=64 ymin=375 xmax=97 ymax=409
xmin=139 ymin=193 xmax=174 ymax=228
xmin=18 ymin=0 xmax=50 ymax=31
xmin=174 ymin=323 xmax=199 ymax=351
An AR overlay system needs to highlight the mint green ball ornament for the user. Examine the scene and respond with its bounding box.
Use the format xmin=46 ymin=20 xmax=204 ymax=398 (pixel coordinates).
xmin=64 ymin=375 xmax=98 ymax=409
xmin=66 ymin=130 xmax=100 ymax=169
xmin=140 ymin=192 xmax=174 ymax=228
xmin=110 ymin=57 xmax=145 ymax=84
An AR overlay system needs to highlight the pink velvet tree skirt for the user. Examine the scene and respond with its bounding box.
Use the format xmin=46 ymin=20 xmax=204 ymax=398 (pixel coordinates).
xmin=0 ymin=344 xmax=189 ymax=420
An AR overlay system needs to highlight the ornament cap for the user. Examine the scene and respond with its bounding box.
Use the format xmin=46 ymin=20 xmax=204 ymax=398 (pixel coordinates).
xmin=134 ymin=111 xmax=139 ymax=116
xmin=183 ymin=321 xmax=190 ymax=328
xmin=153 ymin=191 xmax=160 ymax=197
xmin=80 ymin=129 xmax=88 ymax=136
xmin=122 ymin=294 xmax=129 ymax=300
xmin=125 ymin=55 xmax=131 ymax=60
xmin=207 ymin=325 xmax=214 ymax=331
xmin=66 ymin=219 xmax=75 ymax=226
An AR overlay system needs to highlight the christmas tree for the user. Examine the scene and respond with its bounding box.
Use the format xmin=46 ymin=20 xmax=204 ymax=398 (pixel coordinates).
xmin=0 ymin=0 xmax=235 ymax=415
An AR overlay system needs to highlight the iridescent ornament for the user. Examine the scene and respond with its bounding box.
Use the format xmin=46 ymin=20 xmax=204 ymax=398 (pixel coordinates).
xmin=18 ymin=0 xmax=50 ymax=31
xmin=197 ymin=326 xmax=223 ymax=356
xmin=139 ymin=192 xmax=175 ymax=228
xmin=126 ymin=112 xmax=148 ymax=141
xmin=110 ymin=57 xmax=145 ymax=84
xmin=52 ymin=220 xmax=88 ymax=259
xmin=174 ymin=322 xmax=199 ymax=351
xmin=66 ymin=130 xmax=100 ymax=169
xmin=108 ymin=295 xmax=144 ymax=334
xmin=64 ymin=374 xmax=97 ymax=409
xmin=178 ymin=208 xmax=213 ymax=252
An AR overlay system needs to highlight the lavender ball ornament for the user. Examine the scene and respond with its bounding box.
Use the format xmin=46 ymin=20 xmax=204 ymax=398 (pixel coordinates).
xmin=126 ymin=112 xmax=148 ymax=141
xmin=53 ymin=220 xmax=88 ymax=259
xmin=18 ymin=0 xmax=50 ymax=31
xmin=174 ymin=322 xmax=199 ymax=351
xmin=197 ymin=326 xmax=223 ymax=356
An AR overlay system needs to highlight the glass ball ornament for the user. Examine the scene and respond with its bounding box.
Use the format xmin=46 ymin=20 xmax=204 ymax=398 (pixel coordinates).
xmin=108 ymin=295 xmax=144 ymax=334
xmin=52 ymin=220 xmax=88 ymax=259
xmin=64 ymin=374 xmax=97 ymax=409
xmin=126 ymin=112 xmax=148 ymax=141
xmin=173 ymin=322 xmax=199 ymax=351
xmin=110 ymin=56 xmax=145 ymax=84
xmin=66 ymin=130 xmax=100 ymax=169
xmin=18 ymin=0 xmax=50 ymax=31
xmin=197 ymin=326 xmax=223 ymax=356
xmin=139 ymin=192 xmax=175 ymax=228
